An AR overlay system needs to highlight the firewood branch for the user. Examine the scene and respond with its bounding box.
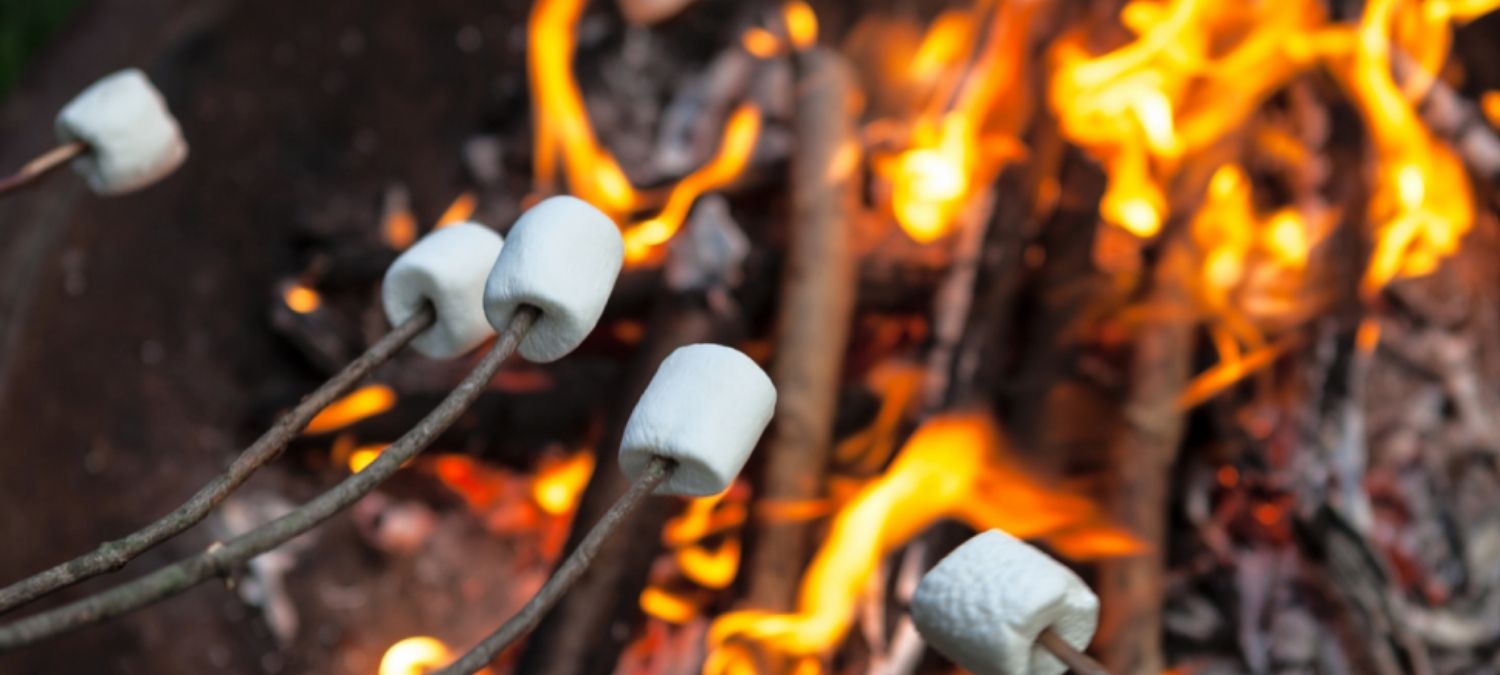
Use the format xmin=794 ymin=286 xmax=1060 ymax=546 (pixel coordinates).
xmin=0 ymin=305 xmax=436 ymax=615
xmin=0 ymin=306 xmax=537 ymax=651
xmin=439 ymin=456 xmax=674 ymax=675
xmin=743 ymin=45 xmax=862 ymax=612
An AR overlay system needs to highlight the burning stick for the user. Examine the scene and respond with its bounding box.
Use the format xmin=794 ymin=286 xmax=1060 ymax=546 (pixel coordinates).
xmin=743 ymin=45 xmax=862 ymax=611
xmin=911 ymin=530 xmax=1106 ymax=675
xmin=440 ymin=344 xmax=776 ymax=674
xmin=0 ymin=69 xmax=186 ymax=197
xmin=0 ymin=198 xmax=624 ymax=648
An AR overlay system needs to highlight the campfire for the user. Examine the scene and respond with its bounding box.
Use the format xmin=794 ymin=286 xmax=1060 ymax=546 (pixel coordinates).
xmin=2 ymin=0 xmax=1500 ymax=673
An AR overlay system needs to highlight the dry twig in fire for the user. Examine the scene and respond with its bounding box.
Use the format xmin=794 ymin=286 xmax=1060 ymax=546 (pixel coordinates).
xmin=5 ymin=0 xmax=1500 ymax=673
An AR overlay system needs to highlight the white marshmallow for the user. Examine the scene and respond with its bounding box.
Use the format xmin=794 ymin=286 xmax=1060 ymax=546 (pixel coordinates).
xmin=383 ymin=223 xmax=504 ymax=359
xmin=54 ymin=69 xmax=187 ymax=195
xmin=911 ymin=530 xmax=1099 ymax=675
xmin=619 ymin=344 xmax=776 ymax=496
xmin=483 ymin=196 xmax=624 ymax=362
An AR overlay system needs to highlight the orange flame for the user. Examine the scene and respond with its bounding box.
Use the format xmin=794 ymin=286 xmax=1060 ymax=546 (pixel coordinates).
xmin=303 ymin=385 xmax=395 ymax=435
xmin=640 ymin=586 xmax=698 ymax=624
xmin=379 ymin=636 xmax=455 ymax=675
xmin=876 ymin=0 xmax=1036 ymax=242
xmin=528 ymin=0 xmax=637 ymax=213
xmin=706 ymin=412 xmax=1138 ymax=665
xmin=1324 ymin=0 xmax=1479 ymax=295
xmin=382 ymin=202 xmax=419 ymax=250
xmin=347 ymin=444 xmax=389 ymax=473
xmin=435 ymin=192 xmax=479 ymax=228
xmin=531 ymin=451 xmax=596 ymax=516
xmin=282 ymin=282 xmax=322 ymax=314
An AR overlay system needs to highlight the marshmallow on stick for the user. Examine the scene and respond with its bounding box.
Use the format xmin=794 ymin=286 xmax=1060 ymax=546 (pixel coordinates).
xmin=911 ymin=530 xmax=1100 ymax=675
xmin=484 ymin=196 xmax=624 ymax=362
xmin=620 ymin=344 xmax=776 ymax=496
xmin=55 ymin=69 xmax=187 ymax=195
xmin=383 ymin=223 xmax=505 ymax=358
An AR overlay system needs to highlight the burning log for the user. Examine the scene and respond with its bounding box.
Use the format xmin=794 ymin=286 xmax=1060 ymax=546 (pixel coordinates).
xmin=742 ymin=45 xmax=862 ymax=613
xmin=1095 ymin=241 xmax=1195 ymax=675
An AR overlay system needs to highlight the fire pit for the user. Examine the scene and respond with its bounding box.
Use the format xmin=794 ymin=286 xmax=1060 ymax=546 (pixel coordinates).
xmin=2 ymin=0 xmax=1500 ymax=673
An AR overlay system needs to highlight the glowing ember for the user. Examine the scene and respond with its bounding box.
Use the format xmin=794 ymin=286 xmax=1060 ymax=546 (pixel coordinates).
xmin=282 ymin=282 xmax=322 ymax=314
xmin=531 ymin=451 xmax=596 ymax=516
xmin=303 ymin=384 xmax=395 ymax=435
xmin=706 ymin=412 xmax=1138 ymax=664
xmin=741 ymin=27 xmax=781 ymax=59
xmin=378 ymin=636 xmax=454 ymax=675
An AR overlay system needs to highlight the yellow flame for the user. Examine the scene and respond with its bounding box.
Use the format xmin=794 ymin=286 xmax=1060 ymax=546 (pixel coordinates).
xmin=622 ymin=105 xmax=763 ymax=263
xmin=878 ymin=0 xmax=1037 ymax=242
xmin=347 ymin=444 xmax=388 ymax=473
xmin=640 ymin=586 xmax=698 ymax=624
xmin=1049 ymin=0 xmax=1327 ymax=239
xmin=531 ymin=451 xmax=596 ymax=516
xmin=706 ymin=413 xmax=1138 ymax=664
xmin=1482 ymin=91 xmax=1500 ymax=128
xmin=283 ymin=283 xmax=322 ymax=314
xmin=677 ymin=539 xmax=740 ymax=589
xmin=379 ymin=636 xmax=453 ymax=675
xmin=1326 ymin=0 xmax=1476 ymax=295
xmin=303 ymin=385 xmax=395 ymax=435
xmin=783 ymin=0 xmax=818 ymax=50
xmin=529 ymin=0 xmax=637 ymax=213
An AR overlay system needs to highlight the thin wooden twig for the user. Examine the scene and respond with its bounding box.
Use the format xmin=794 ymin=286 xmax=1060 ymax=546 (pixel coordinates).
xmin=0 ymin=142 xmax=87 ymax=197
xmin=0 ymin=306 xmax=537 ymax=650
xmin=439 ymin=456 xmax=674 ymax=675
xmin=1039 ymin=628 xmax=1112 ymax=675
xmin=0 ymin=304 xmax=436 ymax=615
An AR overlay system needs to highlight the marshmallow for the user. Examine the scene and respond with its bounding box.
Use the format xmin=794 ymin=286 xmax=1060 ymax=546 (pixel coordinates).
xmin=383 ymin=223 xmax=504 ymax=358
xmin=911 ymin=530 xmax=1099 ymax=675
xmin=619 ymin=344 xmax=776 ymax=496
xmin=483 ymin=196 xmax=624 ymax=362
xmin=54 ymin=69 xmax=187 ymax=195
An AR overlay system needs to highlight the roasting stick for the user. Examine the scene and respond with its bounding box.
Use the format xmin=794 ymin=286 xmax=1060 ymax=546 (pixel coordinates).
xmin=439 ymin=456 xmax=674 ymax=675
xmin=442 ymin=345 xmax=778 ymax=674
xmin=0 ymin=219 xmax=509 ymax=615
xmin=0 ymin=306 xmax=539 ymax=650
xmin=0 ymin=142 xmax=86 ymax=196
xmin=1036 ymin=628 xmax=1110 ymax=675
xmin=0 ymin=196 xmax=622 ymax=648
xmin=0 ymin=305 xmax=433 ymax=615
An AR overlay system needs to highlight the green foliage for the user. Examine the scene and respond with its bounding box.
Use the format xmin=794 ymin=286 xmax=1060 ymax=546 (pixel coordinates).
xmin=0 ymin=0 xmax=84 ymax=98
